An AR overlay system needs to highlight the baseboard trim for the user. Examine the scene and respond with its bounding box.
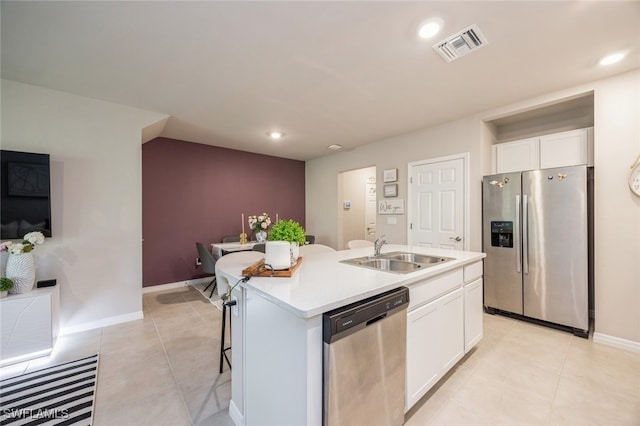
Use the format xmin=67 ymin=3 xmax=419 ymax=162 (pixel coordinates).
xmin=142 ymin=277 xmax=212 ymax=294
xmin=229 ymin=400 xmax=244 ymax=426
xmin=593 ymin=332 xmax=640 ymax=353
xmin=60 ymin=311 xmax=144 ymax=336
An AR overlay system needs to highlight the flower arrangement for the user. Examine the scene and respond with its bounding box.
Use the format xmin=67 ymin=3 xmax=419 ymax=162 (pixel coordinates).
xmin=267 ymin=219 xmax=306 ymax=245
xmin=0 ymin=231 xmax=45 ymax=254
xmin=248 ymin=213 xmax=271 ymax=231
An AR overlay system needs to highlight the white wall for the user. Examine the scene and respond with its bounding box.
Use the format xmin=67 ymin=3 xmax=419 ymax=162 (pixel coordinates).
xmin=1 ymin=80 xmax=168 ymax=333
xmin=307 ymin=70 xmax=640 ymax=347
xmin=307 ymin=117 xmax=485 ymax=251
xmin=591 ymin=71 xmax=640 ymax=346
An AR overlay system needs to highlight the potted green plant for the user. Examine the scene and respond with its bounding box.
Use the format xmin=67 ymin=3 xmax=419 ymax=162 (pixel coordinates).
xmin=266 ymin=219 xmax=306 ymax=269
xmin=0 ymin=277 xmax=14 ymax=298
xmin=267 ymin=219 xmax=306 ymax=245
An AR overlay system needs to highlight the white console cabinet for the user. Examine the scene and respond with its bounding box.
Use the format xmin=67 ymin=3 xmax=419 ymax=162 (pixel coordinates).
xmin=493 ymin=128 xmax=593 ymax=173
xmin=0 ymin=286 xmax=60 ymax=366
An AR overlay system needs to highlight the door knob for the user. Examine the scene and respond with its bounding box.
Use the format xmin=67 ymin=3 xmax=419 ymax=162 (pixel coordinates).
xmin=449 ymin=236 xmax=462 ymax=242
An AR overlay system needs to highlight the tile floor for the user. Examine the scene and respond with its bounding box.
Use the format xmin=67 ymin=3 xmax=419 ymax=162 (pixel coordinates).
xmin=2 ymin=284 xmax=639 ymax=425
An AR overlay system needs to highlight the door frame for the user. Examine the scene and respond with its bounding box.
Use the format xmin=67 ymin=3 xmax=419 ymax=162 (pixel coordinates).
xmin=407 ymin=152 xmax=470 ymax=251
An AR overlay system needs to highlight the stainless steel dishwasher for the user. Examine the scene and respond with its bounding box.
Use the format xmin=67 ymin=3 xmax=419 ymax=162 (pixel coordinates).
xmin=323 ymin=286 xmax=409 ymax=426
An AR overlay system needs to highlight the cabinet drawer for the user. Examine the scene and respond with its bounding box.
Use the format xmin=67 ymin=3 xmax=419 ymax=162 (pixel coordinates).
xmin=464 ymin=261 xmax=483 ymax=283
xmin=408 ymin=269 xmax=463 ymax=311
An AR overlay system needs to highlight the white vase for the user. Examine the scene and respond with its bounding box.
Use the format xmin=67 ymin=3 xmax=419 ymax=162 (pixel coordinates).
xmin=265 ymin=241 xmax=291 ymax=270
xmin=255 ymin=230 xmax=267 ymax=243
xmin=6 ymin=252 xmax=36 ymax=294
xmin=290 ymin=242 xmax=300 ymax=266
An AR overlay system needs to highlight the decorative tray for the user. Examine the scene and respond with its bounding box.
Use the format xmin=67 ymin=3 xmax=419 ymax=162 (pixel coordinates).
xmin=242 ymin=257 xmax=303 ymax=278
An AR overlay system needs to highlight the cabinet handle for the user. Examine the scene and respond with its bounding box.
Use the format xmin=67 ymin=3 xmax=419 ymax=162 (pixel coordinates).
xmin=449 ymin=236 xmax=462 ymax=242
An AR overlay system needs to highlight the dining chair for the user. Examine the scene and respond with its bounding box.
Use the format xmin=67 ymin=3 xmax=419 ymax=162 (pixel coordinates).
xmin=304 ymin=235 xmax=316 ymax=245
xmin=298 ymin=244 xmax=335 ymax=256
xmin=214 ymin=251 xmax=264 ymax=373
xmin=222 ymin=235 xmax=240 ymax=243
xmin=347 ymin=239 xmax=374 ymax=249
xmin=252 ymin=243 xmax=266 ymax=253
xmin=196 ymin=242 xmax=217 ymax=298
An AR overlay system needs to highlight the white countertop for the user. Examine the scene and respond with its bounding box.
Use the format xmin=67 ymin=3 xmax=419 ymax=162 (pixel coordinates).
xmin=218 ymin=244 xmax=485 ymax=319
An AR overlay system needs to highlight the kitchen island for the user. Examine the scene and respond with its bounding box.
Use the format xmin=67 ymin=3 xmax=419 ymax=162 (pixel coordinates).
xmin=216 ymin=244 xmax=486 ymax=426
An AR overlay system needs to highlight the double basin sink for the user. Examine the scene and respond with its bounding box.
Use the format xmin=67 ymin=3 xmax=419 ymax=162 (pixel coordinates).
xmin=341 ymin=251 xmax=453 ymax=274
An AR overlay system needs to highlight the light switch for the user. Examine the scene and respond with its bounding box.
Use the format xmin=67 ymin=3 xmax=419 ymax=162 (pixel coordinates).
xmin=387 ymin=217 xmax=397 ymax=225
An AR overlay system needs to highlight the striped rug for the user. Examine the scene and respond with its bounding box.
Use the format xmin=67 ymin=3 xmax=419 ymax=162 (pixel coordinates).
xmin=0 ymin=354 xmax=98 ymax=426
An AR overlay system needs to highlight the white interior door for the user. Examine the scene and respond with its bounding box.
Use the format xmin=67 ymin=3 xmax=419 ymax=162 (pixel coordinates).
xmin=409 ymin=156 xmax=466 ymax=249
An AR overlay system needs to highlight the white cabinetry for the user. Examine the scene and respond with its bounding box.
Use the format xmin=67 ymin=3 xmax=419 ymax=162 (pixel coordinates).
xmin=539 ymin=128 xmax=592 ymax=169
xmin=405 ymin=270 xmax=465 ymax=411
xmin=493 ymin=128 xmax=592 ymax=173
xmin=494 ymin=137 xmax=540 ymax=173
xmin=463 ymin=261 xmax=484 ymax=353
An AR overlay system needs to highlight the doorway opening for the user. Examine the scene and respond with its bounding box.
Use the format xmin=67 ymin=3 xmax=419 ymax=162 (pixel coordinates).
xmin=337 ymin=166 xmax=377 ymax=250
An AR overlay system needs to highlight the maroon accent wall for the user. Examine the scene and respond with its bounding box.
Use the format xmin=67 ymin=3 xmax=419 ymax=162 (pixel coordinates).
xmin=142 ymin=138 xmax=305 ymax=287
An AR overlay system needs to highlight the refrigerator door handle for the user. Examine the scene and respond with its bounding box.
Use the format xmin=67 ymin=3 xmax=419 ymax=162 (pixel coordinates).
xmin=515 ymin=195 xmax=521 ymax=273
xmin=522 ymin=194 xmax=529 ymax=275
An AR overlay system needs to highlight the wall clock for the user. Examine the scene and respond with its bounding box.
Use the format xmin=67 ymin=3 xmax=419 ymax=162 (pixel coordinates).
xmin=630 ymin=154 xmax=640 ymax=197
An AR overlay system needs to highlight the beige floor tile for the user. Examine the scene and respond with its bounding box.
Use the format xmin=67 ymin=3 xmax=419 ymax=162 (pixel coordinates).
xmin=5 ymin=288 xmax=640 ymax=426
xmin=94 ymin=382 xmax=191 ymax=426
xmin=180 ymin=374 xmax=232 ymax=424
xmin=25 ymin=329 xmax=103 ymax=373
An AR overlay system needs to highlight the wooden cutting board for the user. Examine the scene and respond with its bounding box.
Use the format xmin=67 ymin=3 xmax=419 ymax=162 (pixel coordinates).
xmin=242 ymin=257 xmax=303 ymax=277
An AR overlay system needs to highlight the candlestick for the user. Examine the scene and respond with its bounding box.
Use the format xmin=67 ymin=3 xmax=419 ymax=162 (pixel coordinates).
xmin=276 ymin=213 xmax=279 ymax=222
xmin=242 ymin=213 xmax=245 ymax=233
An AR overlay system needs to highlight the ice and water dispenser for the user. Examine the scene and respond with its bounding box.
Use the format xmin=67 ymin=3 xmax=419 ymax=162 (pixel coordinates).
xmin=490 ymin=221 xmax=513 ymax=248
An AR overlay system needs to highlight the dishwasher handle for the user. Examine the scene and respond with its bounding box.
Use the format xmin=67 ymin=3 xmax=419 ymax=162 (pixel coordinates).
xmin=366 ymin=313 xmax=387 ymax=326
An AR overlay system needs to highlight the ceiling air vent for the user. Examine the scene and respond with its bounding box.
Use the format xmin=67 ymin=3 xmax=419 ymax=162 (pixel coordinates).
xmin=433 ymin=24 xmax=488 ymax=62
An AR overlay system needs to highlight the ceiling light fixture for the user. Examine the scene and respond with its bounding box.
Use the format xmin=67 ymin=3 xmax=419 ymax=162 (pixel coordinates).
xmin=599 ymin=52 xmax=626 ymax=66
xmin=267 ymin=131 xmax=284 ymax=140
xmin=418 ymin=18 xmax=443 ymax=40
xmin=328 ymin=144 xmax=342 ymax=150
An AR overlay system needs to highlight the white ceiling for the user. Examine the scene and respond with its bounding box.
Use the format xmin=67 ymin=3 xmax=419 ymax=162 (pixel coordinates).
xmin=2 ymin=1 xmax=639 ymax=161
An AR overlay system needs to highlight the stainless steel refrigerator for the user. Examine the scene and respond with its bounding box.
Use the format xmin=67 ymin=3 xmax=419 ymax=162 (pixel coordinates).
xmin=482 ymin=165 xmax=591 ymax=336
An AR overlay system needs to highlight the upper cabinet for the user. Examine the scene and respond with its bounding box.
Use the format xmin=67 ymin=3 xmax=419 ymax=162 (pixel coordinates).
xmin=539 ymin=128 xmax=593 ymax=169
xmin=493 ymin=137 xmax=540 ymax=173
xmin=492 ymin=127 xmax=593 ymax=174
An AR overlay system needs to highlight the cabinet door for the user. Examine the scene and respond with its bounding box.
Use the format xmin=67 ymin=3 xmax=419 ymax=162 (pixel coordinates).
xmin=406 ymin=299 xmax=440 ymax=411
xmin=464 ymin=278 xmax=483 ymax=353
xmin=439 ymin=288 xmax=465 ymax=372
xmin=539 ymin=128 xmax=589 ymax=169
xmin=405 ymin=287 xmax=464 ymax=411
xmin=495 ymin=138 xmax=540 ymax=173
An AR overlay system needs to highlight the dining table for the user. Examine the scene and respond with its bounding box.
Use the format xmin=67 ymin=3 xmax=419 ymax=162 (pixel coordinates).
xmin=211 ymin=241 xmax=258 ymax=260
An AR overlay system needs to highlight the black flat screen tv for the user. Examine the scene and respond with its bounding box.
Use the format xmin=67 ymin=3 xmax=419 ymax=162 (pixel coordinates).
xmin=1 ymin=150 xmax=52 ymax=239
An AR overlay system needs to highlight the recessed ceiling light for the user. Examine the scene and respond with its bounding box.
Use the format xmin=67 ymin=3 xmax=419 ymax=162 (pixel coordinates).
xmin=418 ymin=18 xmax=443 ymax=40
xmin=267 ymin=131 xmax=284 ymax=140
xmin=599 ymin=52 xmax=626 ymax=66
xmin=328 ymin=144 xmax=342 ymax=150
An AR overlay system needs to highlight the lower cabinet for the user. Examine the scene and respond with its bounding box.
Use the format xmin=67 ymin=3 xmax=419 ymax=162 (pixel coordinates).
xmin=464 ymin=278 xmax=483 ymax=352
xmin=405 ymin=287 xmax=464 ymax=411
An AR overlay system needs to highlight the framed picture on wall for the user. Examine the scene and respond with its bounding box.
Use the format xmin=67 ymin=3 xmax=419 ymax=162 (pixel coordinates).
xmin=383 ymin=184 xmax=397 ymax=197
xmin=383 ymin=168 xmax=397 ymax=183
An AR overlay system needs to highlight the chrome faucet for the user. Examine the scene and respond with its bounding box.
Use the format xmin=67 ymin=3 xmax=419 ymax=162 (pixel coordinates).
xmin=374 ymin=235 xmax=387 ymax=256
